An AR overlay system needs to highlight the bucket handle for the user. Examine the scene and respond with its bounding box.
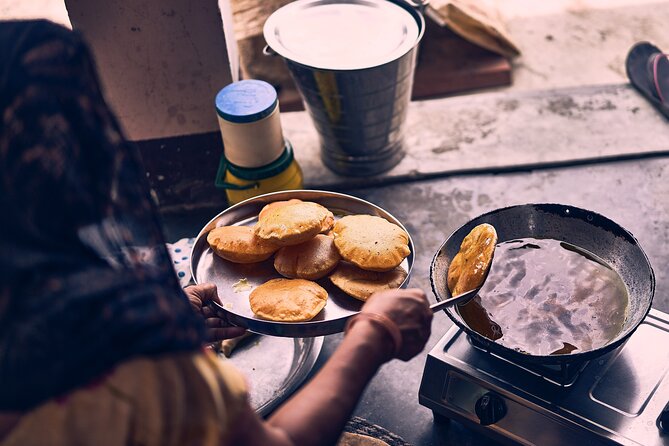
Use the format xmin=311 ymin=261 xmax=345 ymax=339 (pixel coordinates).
xmin=404 ymin=0 xmax=428 ymax=13
xmin=263 ymin=45 xmax=277 ymax=57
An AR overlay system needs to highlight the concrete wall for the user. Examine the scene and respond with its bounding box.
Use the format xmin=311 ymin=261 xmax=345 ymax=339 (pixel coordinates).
xmin=65 ymin=0 xmax=234 ymax=141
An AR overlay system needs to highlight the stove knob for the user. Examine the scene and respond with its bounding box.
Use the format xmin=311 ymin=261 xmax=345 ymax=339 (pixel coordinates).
xmin=659 ymin=401 xmax=669 ymax=433
xmin=475 ymin=392 xmax=507 ymax=426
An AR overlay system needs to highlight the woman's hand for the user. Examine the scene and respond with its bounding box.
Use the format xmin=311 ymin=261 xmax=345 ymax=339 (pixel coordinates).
xmin=184 ymin=283 xmax=247 ymax=343
xmin=358 ymin=288 xmax=433 ymax=361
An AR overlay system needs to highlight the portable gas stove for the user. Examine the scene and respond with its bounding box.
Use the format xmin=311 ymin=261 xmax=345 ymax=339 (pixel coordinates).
xmin=419 ymin=308 xmax=669 ymax=445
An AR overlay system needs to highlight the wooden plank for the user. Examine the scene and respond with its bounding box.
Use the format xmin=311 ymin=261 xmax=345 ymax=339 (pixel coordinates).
xmin=411 ymin=19 xmax=511 ymax=99
xmin=283 ymin=84 xmax=669 ymax=190
xmin=142 ymin=84 xmax=669 ymax=211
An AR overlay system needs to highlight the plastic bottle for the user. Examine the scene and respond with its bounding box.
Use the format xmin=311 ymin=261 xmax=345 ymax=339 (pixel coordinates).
xmin=214 ymin=79 xmax=303 ymax=205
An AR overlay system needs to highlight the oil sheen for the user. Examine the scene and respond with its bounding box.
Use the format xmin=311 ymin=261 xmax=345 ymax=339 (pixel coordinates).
xmin=457 ymin=238 xmax=629 ymax=356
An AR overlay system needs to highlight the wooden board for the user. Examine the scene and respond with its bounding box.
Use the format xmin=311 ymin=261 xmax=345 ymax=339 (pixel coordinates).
xmin=278 ymin=19 xmax=512 ymax=112
xmin=412 ymin=18 xmax=512 ymax=100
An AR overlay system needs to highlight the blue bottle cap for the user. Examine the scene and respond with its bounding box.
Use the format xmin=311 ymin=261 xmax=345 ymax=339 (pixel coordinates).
xmin=215 ymin=79 xmax=278 ymax=123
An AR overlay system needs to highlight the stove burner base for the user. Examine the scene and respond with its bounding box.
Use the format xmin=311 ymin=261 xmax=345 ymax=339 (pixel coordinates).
xmin=419 ymin=309 xmax=669 ymax=446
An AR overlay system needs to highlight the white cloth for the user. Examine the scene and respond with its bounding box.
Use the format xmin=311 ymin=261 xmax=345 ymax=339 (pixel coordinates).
xmin=166 ymin=238 xmax=195 ymax=287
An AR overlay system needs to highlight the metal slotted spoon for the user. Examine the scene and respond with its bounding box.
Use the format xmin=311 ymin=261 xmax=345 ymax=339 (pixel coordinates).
xmin=429 ymin=287 xmax=484 ymax=313
xmin=429 ymin=223 xmax=498 ymax=314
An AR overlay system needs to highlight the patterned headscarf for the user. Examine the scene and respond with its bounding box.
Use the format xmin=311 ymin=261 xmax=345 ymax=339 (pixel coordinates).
xmin=0 ymin=20 xmax=205 ymax=410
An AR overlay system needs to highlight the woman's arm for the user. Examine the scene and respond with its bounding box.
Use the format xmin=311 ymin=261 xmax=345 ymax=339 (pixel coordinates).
xmin=227 ymin=288 xmax=432 ymax=446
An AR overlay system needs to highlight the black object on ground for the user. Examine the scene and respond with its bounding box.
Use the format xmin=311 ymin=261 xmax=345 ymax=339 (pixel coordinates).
xmin=626 ymin=41 xmax=669 ymax=120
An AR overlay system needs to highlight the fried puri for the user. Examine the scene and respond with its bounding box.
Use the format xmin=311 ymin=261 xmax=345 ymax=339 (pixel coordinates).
xmin=333 ymin=215 xmax=410 ymax=272
xmin=274 ymin=234 xmax=341 ymax=280
xmin=249 ymin=278 xmax=328 ymax=322
xmin=329 ymin=262 xmax=407 ymax=301
xmin=337 ymin=432 xmax=390 ymax=446
xmin=258 ymin=199 xmax=303 ymax=221
xmin=254 ymin=201 xmax=334 ymax=246
xmin=207 ymin=226 xmax=278 ymax=263
xmin=259 ymin=199 xmax=334 ymax=234
xmin=447 ymin=223 xmax=498 ymax=296
xmin=320 ymin=211 xmax=335 ymax=234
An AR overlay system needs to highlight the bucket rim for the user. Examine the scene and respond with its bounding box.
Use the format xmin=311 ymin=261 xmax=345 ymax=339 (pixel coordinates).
xmin=263 ymin=0 xmax=425 ymax=72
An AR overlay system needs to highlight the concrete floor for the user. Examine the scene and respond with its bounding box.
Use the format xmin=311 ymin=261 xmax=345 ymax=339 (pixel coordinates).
xmin=500 ymin=0 xmax=669 ymax=92
xmin=3 ymin=0 xmax=669 ymax=94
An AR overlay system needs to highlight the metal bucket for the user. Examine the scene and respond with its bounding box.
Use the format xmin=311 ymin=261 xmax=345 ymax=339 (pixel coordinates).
xmin=264 ymin=0 xmax=425 ymax=176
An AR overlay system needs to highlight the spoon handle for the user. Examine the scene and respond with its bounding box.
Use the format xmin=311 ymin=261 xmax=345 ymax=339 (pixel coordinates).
xmin=430 ymin=288 xmax=479 ymax=313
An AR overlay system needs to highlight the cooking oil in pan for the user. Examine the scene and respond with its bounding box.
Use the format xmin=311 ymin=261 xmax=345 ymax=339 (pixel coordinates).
xmin=457 ymin=238 xmax=629 ymax=356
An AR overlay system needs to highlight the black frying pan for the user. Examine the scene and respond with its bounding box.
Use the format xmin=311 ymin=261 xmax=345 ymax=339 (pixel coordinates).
xmin=430 ymin=203 xmax=655 ymax=365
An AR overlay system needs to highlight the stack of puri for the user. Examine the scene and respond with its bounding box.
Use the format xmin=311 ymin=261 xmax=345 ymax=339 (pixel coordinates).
xmin=328 ymin=215 xmax=410 ymax=301
xmin=206 ymin=199 xmax=411 ymax=324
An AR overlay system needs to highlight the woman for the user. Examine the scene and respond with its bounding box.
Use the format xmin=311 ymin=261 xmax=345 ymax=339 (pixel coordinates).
xmin=0 ymin=20 xmax=432 ymax=445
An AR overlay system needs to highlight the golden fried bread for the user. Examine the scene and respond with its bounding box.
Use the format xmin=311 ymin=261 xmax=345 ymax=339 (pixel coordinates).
xmin=329 ymin=262 xmax=407 ymax=301
xmin=207 ymin=226 xmax=278 ymax=263
xmin=258 ymin=199 xmax=303 ymax=220
xmin=274 ymin=234 xmax=341 ymax=280
xmin=320 ymin=210 xmax=335 ymax=234
xmin=249 ymin=278 xmax=328 ymax=321
xmin=259 ymin=199 xmax=334 ymax=234
xmin=333 ymin=215 xmax=410 ymax=272
xmin=447 ymin=223 xmax=498 ymax=296
xmin=337 ymin=432 xmax=389 ymax=446
xmin=254 ymin=201 xmax=333 ymax=246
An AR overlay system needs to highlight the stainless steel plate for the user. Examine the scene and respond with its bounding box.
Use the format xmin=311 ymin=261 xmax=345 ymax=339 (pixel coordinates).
xmin=220 ymin=334 xmax=323 ymax=416
xmin=191 ymin=190 xmax=415 ymax=337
